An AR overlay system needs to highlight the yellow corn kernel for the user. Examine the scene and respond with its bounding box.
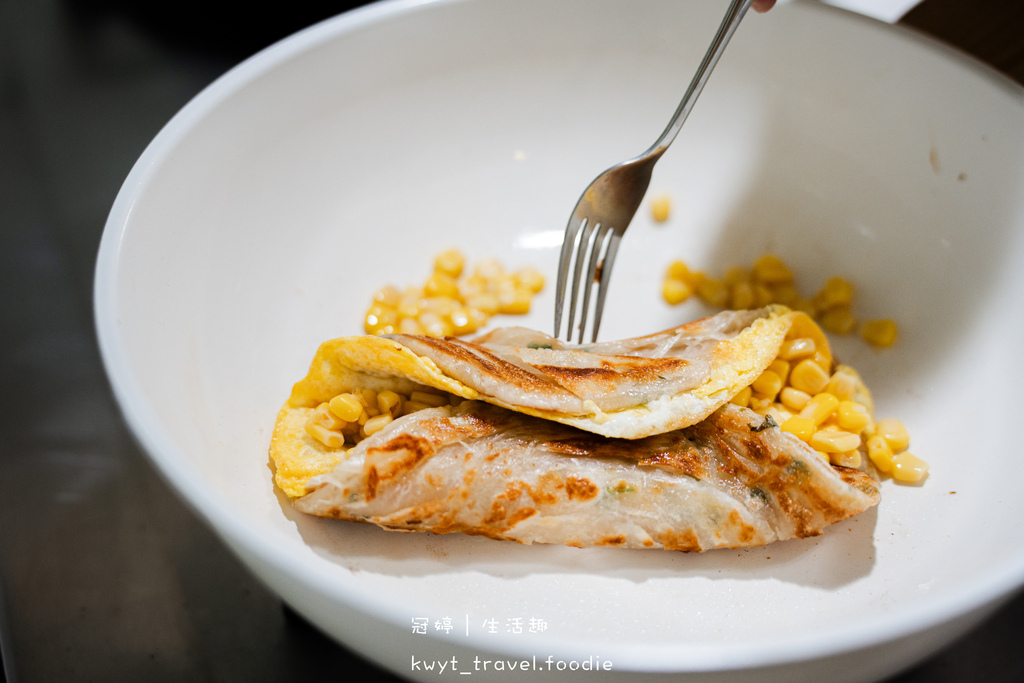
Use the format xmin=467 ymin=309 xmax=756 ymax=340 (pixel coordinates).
xmin=751 ymin=254 xmax=794 ymax=285
xmin=512 ymin=267 xmax=545 ymax=294
xmin=809 ymin=429 xmax=860 ymax=453
xmin=752 ymin=370 xmax=783 ymax=401
xmin=666 ymin=260 xmax=693 ymax=284
xmin=434 ymin=248 xmax=465 ymax=278
xmin=820 ymin=306 xmax=857 ymax=335
xmin=769 ymin=283 xmax=800 ymax=306
xmin=662 ymin=278 xmax=692 ymax=305
xmin=861 ymin=319 xmax=899 ymax=348
xmin=831 ymin=450 xmax=862 ymax=468
xmin=730 ymin=280 xmax=755 ymax=310
xmin=650 ymin=194 xmax=671 ymax=222
xmin=866 ymin=435 xmax=894 ymax=473
xmin=377 ymin=390 xmax=402 ymax=416
xmin=876 ymin=418 xmax=910 ymax=453
xmin=311 ymin=402 xmax=345 ymax=431
xmin=836 ymin=400 xmax=871 ymax=432
xmin=892 ymin=452 xmax=929 ymax=483
xmin=749 ymin=396 xmax=772 ymax=411
xmin=419 ymin=311 xmax=453 ymax=337
xmin=466 ymin=293 xmax=499 ymax=316
xmin=423 ymin=272 xmax=459 ymax=299
xmin=696 ymin=277 xmax=729 ymax=308
xmin=398 ymin=317 xmax=423 ymax=334
xmin=364 ymin=304 xmax=398 ymax=335
xmin=409 ymin=390 xmax=448 ymax=407
xmin=780 ymin=387 xmax=812 ymax=412
xmin=723 ymin=266 xmax=749 ymax=287
xmin=781 ymin=416 xmax=815 ymax=441
xmin=789 ymin=359 xmax=830 ymax=395
xmin=304 ymin=421 xmax=345 ymax=449
xmin=730 ymin=385 xmax=752 ymax=408
xmin=362 ymin=413 xmax=394 ymax=437
xmin=448 ymin=307 xmax=479 ymax=335
xmin=372 ymin=285 xmax=402 ymax=307
xmin=813 ymin=276 xmax=855 ymax=312
xmin=826 ymin=370 xmax=857 ymax=401
xmin=473 ymin=258 xmax=505 ymax=281
xmin=329 ymin=394 xmax=364 ymax=422
xmin=800 ymin=393 xmax=840 ymax=425
xmin=778 ymin=337 xmax=817 ymax=361
xmin=401 ymin=400 xmax=433 ymax=415
xmin=498 ymin=287 xmax=532 ymax=315
xmin=767 ymin=359 xmax=791 ymax=385
xmin=752 ymin=283 xmax=774 ymax=307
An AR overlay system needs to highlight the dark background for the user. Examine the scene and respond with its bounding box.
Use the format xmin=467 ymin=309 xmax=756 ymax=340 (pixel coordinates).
xmin=0 ymin=0 xmax=1021 ymax=681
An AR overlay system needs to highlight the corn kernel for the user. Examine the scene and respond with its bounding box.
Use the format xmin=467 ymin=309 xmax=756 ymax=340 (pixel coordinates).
xmin=820 ymin=306 xmax=857 ymax=335
xmin=512 ymin=267 xmax=545 ymax=293
xmin=800 ymin=392 xmax=840 ymax=425
xmin=304 ymin=421 xmax=345 ymax=449
xmin=666 ymin=260 xmax=693 ymax=284
xmin=696 ymin=277 xmax=729 ymax=308
xmin=836 ymin=400 xmax=871 ymax=432
xmin=780 ymin=387 xmax=812 ymax=412
xmin=892 ymin=452 xmax=929 ymax=483
xmin=809 ymin=429 xmax=860 ymax=453
xmin=418 ymin=311 xmax=453 ymax=337
xmin=364 ymin=304 xmax=398 ymax=335
xmin=831 ymin=450 xmax=862 ymax=468
xmin=749 ymin=396 xmax=772 ymax=411
xmin=752 ymin=370 xmax=783 ymax=400
xmin=790 ymin=359 xmax=830 ymax=395
xmin=730 ymin=385 xmax=752 ymax=407
xmin=876 ymin=418 xmax=910 ymax=453
xmin=498 ymin=288 xmax=532 ymax=315
xmin=377 ymin=390 xmax=402 ymax=416
xmin=434 ymin=249 xmax=465 ymax=278
xmin=362 ymin=413 xmax=394 ymax=437
xmin=466 ymin=293 xmax=500 ymax=316
xmin=730 ymin=280 xmax=755 ymax=310
xmin=753 ymin=283 xmax=774 ymax=307
xmin=861 ymin=319 xmax=899 ymax=348
xmin=781 ymin=416 xmax=815 ymax=441
xmin=398 ymin=317 xmax=423 ymax=334
xmin=473 ymin=258 xmax=505 ymax=281
xmin=424 ymin=272 xmax=459 ymax=299
xmin=449 ymin=307 xmax=478 ymax=335
xmin=826 ymin=371 xmax=857 ymax=401
xmin=770 ymin=283 xmax=800 ymax=306
xmin=372 ymin=285 xmax=402 ymax=307
xmin=662 ymin=278 xmax=692 ymax=305
xmin=767 ymin=359 xmax=791 ymax=385
xmin=311 ymin=402 xmax=344 ymax=431
xmin=866 ymin=435 xmax=893 ymax=473
xmin=723 ymin=266 xmax=748 ymax=286
xmin=813 ymin=277 xmax=855 ymax=312
xmin=650 ymin=194 xmax=671 ymax=222
xmin=329 ymin=394 xmax=364 ymax=422
xmin=751 ymin=254 xmax=794 ymax=285
xmin=778 ymin=337 xmax=816 ymax=361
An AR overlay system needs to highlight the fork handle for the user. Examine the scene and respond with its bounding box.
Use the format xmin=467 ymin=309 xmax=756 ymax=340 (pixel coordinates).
xmin=647 ymin=0 xmax=755 ymax=155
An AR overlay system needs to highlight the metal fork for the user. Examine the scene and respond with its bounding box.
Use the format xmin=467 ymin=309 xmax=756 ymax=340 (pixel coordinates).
xmin=553 ymin=0 xmax=755 ymax=343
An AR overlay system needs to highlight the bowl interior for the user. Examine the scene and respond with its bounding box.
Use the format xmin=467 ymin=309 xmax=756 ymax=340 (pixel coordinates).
xmin=96 ymin=0 xmax=1024 ymax=673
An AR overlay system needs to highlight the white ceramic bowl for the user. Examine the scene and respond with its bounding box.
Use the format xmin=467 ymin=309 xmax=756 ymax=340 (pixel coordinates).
xmin=95 ymin=0 xmax=1024 ymax=680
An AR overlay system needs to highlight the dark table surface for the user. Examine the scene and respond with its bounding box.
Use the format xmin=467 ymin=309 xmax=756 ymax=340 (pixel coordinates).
xmin=1 ymin=0 xmax=1022 ymax=681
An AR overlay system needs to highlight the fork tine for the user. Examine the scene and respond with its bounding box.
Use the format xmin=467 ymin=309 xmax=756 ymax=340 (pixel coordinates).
xmin=554 ymin=215 xmax=584 ymax=338
xmin=576 ymin=224 xmax=611 ymax=344
xmin=566 ymin=219 xmax=597 ymax=341
xmin=590 ymin=230 xmax=621 ymax=343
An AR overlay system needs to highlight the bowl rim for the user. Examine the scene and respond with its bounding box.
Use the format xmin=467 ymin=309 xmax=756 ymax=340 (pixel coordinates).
xmin=93 ymin=0 xmax=1024 ymax=672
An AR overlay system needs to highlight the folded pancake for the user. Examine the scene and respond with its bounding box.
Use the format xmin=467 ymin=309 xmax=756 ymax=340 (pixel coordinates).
xmin=286 ymin=305 xmax=820 ymax=439
xmin=275 ymin=401 xmax=879 ymax=551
